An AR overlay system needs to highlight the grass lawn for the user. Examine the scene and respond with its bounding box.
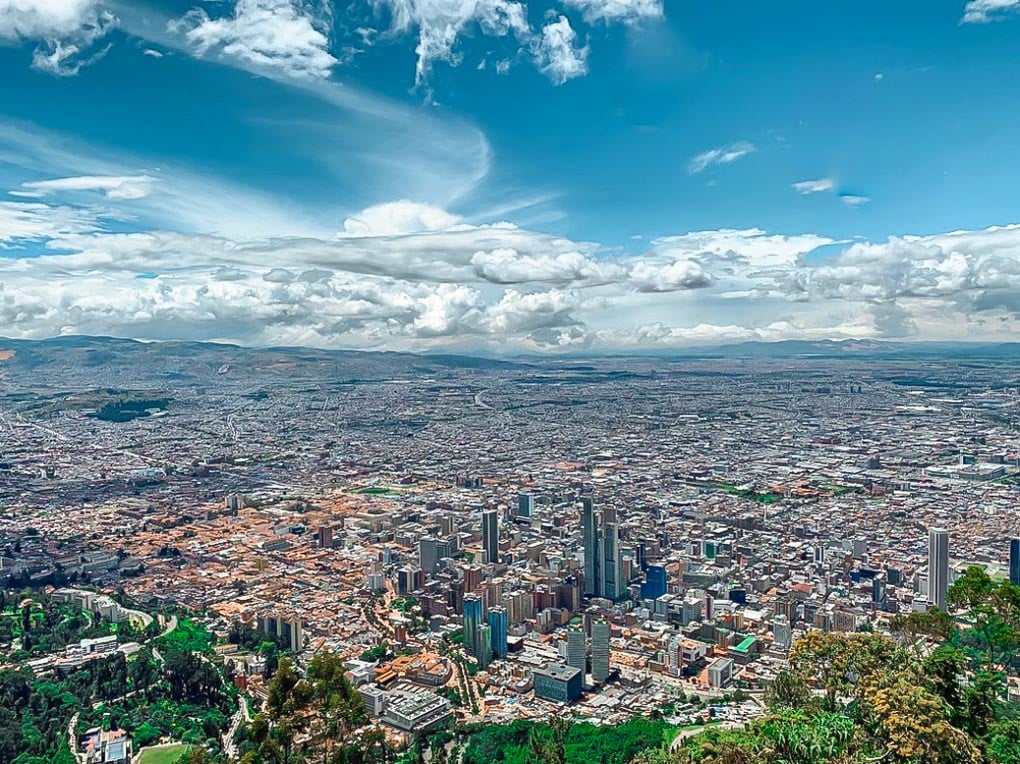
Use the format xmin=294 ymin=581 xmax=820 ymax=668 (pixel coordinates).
xmin=136 ymin=743 xmax=191 ymax=764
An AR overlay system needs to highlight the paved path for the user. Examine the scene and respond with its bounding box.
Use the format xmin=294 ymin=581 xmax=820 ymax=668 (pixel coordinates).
xmin=67 ymin=712 xmax=85 ymax=764
xmin=670 ymin=721 xmax=743 ymax=751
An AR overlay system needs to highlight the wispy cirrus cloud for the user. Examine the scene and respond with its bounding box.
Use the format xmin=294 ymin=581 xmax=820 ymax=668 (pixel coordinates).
xmin=961 ymin=0 xmax=1020 ymax=23
xmin=840 ymin=194 xmax=871 ymax=207
xmin=792 ymin=177 xmax=835 ymax=195
xmin=18 ymin=174 xmax=157 ymax=200
xmin=687 ymin=142 xmax=755 ymax=174
xmin=563 ymin=0 xmax=663 ymax=25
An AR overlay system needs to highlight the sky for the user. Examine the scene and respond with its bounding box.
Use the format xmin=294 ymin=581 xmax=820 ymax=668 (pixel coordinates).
xmin=2 ymin=0 xmax=1020 ymax=353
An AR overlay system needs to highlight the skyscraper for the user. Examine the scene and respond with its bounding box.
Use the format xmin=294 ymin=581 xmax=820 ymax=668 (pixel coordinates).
xmin=475 ymin=623 xmax=492 ymax=669
xmin=419 ymin=538 xmax=440 ymax=575
xmin=482 ymin=509 xmax=499 ymax=566
xmin=602 ymin=506 xmax=623 ymax=601
xmin=928 ymin=527 xmax=949 ymax=611
xmin=591 ymin=619 xmax=610 ymax=682
xmin=1011 ymin=538 xmax=1020 ymax=586
xmin=641 ymin=565 xmax=667 ymax=600
xmin=463 ymin=594 xmax=483 ymax=654
xmin=566 ymin=624 xmax=586 ymax=672
xmin=581 ymin=496 xmax=599 ymax=596
xmin=487 ymin=606 xmax=508 ymax=659
xmin=518 ymin=493 xmax=535 ymax=517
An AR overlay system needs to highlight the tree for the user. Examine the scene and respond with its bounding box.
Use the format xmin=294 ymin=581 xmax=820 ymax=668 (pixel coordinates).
xmin=763 ymin=670 xmax=811 ymax=711
xmin=789 ymin=631 xmax=906 ymax=712
xmin=858 ymin=669 xmax=981 ymax=764
xmin=186 ymin=747 xmax=216 ymax=764
xmin=948 ymin=567 xmax=1020 ymax=669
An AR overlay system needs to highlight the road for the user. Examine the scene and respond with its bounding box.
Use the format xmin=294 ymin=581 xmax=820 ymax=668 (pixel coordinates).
xmin=222 ymin=696 xmax=252 ymax=759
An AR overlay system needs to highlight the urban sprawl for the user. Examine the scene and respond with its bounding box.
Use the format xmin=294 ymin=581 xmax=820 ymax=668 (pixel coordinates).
xmin=2 ymin=340 xmax=1019 ymax=750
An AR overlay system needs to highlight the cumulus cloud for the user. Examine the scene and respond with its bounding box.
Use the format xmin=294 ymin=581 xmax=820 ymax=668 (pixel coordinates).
xmin=792 ymin=177 xmax=835 ymax=195
xmin=6 ymin=186 xmax=1020 ymax=350
xmin=688 ymin=142 xmax=755 ymax=174
xmin=471 ymin=248 xmax=622 ymax=285
xmin=791 ymin=225 xmax=1020 ymax=306
xmin=0 ymin=0 xmax=116 ymax=75
xmin=962 ymin=0 xmax=1020 ymax=23
xmin=342 ymin=200 xmax=461 ymax=236
xmin=19 ymin=174 xmax=157 ymax=200
xmin=171 ymin=0 xmax=338 ymax=79
xmin=533 ymin=16 xmax=588 ymax=85
xmin=628 ymin=259 xmax=713 ymax=292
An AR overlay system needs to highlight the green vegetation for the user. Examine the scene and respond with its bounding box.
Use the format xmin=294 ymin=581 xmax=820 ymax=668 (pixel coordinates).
xmin=392 ymin=597 xmax=417 ymax=612
xmin=461 ymin=717 xmax=673 ymax=764
xmin=360 ymin=644 xmax=388 ymax=662
xmin=645 ymin=567 xmax=1020 ymax=764
xmin=717 ymin=484 xmax=780 ymax=503
xmin=136 ymin=743 xmax=192 ymax=764
xmin=0 ymin=590 xmax=158 ymax=661
xmin=353 ymin=486 xmax=399 ymax=495
xmin=236 ymin=652 xmax=385 ymax=764
xmin=0 ymin=594 xmax=230 ymax=764
xmin=88 ymin=397 xmax=169 ymax=422
xmin=158 ymin=617 xmax=213 ymax=655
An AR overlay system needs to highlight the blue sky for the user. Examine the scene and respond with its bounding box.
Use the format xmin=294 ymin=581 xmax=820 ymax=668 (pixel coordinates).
xmin=2 ymin=0 xmax=1020 ymax=351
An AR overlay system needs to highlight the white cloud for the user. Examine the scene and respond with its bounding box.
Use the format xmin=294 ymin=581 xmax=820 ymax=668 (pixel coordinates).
xmin=688 ymin=142 xmax=755 ymax=174
xmin=650 ymin=228 xmax=834 ymax=269
xmin=562 ymin=0 xmax=663 ymax=25
xmin=371 ymin=0 xmax=658 ymax=85
xmin=0 ymin=200 xmax=105 ymax=243
xmin=142 ymin=47 xmax=163 ymax=57
xmin=533 ymin=16 xmax=588 ymax=85
xmin=628 ymin=259 xmax=713 ymax=292
xmin=171 ymin=0 xmax=337 ymax=79
xmin=20 ymin=174 xmax=156 ymax=200
xmin=0 ymin=0 xmax=115 ymax=75
xmin=840 ymin=194 xmax=870 ymax=207
xmin=341 ymin=200 xmax=461 ymax=236
xmin=792 ymin=177 xmax=835 ymax=195
xmin=962 ymin=0 xmax=1020 ymax=23
xmin=372 ymin=0 xmax=530 ymax=84
xmin=791 ymin=224 xmax=1020 ymax=305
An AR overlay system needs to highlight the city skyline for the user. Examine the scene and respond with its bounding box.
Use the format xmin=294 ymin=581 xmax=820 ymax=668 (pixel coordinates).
xmin=4 ymin=1 xmax=1020 ymax=352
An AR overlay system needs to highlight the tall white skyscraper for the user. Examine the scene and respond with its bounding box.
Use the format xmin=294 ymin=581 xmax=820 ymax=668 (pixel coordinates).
xmin=566 ymin=625 xmax=586 ymax=672
xmin=928 ymin=527 xmax=949 ymax=611
xmin=591 ymin=619 xmax=610 ymax=682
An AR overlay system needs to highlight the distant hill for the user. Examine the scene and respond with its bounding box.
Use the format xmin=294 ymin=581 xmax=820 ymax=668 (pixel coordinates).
xmin=0 ymin=335 xmax=1016 ymax=388
xmin=0 ymin=335 xmax=532 ymax=389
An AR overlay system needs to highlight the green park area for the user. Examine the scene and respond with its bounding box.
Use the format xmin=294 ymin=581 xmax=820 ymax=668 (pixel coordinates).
xmin=136 ymin=743 xmax=191 ymax=764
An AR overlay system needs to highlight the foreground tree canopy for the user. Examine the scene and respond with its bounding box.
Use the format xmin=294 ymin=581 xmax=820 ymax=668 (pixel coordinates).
xmin=638 ymin=567 xmax=1020 ymax=764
